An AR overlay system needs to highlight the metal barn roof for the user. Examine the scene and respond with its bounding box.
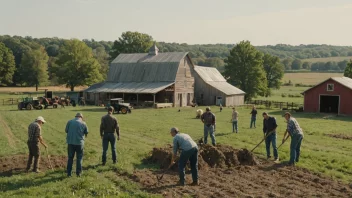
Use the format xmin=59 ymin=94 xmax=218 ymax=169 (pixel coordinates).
xmin=84 ymin=82 xmax=174 ymax=94
xmin=194 ymin=66 xmax=245 ymax=95
xmin=302 ymin=77 xmax=352 ymax=93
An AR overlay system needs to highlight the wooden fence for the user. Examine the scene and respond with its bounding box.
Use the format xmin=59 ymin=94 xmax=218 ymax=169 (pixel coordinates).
xmin=1 ymin=98 xmax=22 ymax=105
xmin=246 ymin=100 xmax=303 ymax=110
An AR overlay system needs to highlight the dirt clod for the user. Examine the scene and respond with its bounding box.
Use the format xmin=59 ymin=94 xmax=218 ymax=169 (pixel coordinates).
xmin=237 ymin=148 xmax=259 ymax=165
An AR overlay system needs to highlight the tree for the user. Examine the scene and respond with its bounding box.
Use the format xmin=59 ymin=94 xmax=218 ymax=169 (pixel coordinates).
xmin=224 ymin=41 xmax=267 ymax=101
xmin=19 ymin=47 xmax=49 ymax=90
xmin=291 ymin=59 xmax=302 ymax=70
xmin=46 ymin=44 xmax=60 ymax=57
xmin=0 ymin=42 xmax=16 ymax=85
xmin=93 ymin=46 xmax=109 ymax=79
xmin=282 ymin=58 xmax=293 ymax=70
xmin=54 ymin=39 xmax=103 ymax=91
xmin=302 ymin=62 xmax=311 ymax=69
xmin=344 ymin=60 xmax=352 ymax=78
xmin=109 ymin=31 xmax=154 ymax=61
xmin=262 ymin=54 xmax=284 ymax=93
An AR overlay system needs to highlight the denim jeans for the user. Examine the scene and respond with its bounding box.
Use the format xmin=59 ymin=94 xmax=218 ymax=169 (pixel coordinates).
xmin=250 ymin=117 xmax=256 ymax=128
xmin=204 ymin=124 xmax=216 ymax=146
xmin=67 ymin=144 xmax=84 ymax=176
xmin=102 ymin=133 xmax=117 ymax=163
xmin=178 ymin=147 xmax=198 ymax=185
xmin=26 ymin=141 xmax=40 ymax=171
xmin=289 ymin=134 xmax=303 ymax=164
xmin=232 ymin=120 xmax=238 ymax=133
xmin=265 ymin=132 xmax=278 ymax=159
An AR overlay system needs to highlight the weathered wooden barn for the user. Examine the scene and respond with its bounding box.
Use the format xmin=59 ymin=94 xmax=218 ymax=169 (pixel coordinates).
xmin=302 ymin=77 xmax=352 ymax=115
xmin=193 ymin=66 xmax=245 ymax=106
xmin=84 ymin=44 xmax=195 ymax=107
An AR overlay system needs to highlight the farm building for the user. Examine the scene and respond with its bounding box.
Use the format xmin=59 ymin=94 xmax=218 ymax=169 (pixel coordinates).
xmin=302 ymin=77 xmax=352 ymax=115
xmin=84 ymin=44 xmax=245 ymax=107
xmin=194 ymin=66 xmax=245 ymax=106
xmin=84 ymin=44 xmax=195 ymax=107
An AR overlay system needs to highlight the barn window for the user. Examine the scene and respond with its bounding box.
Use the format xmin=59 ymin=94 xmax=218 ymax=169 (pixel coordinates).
xmin=327 ymin=84 xmax=334 ymax=91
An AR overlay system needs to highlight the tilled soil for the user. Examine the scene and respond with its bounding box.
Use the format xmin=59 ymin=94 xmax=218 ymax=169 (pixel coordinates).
xmin=0 ymin=155 xmax=67 ymax=176
xmin=132 ymin=144 xmax=352 ymax=198
xmin=326 ymin=133 xmax=352 ymax=140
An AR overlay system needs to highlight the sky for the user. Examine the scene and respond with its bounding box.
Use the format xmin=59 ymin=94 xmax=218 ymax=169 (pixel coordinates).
xmin=0 ymin=0 xmax=352 ymax=46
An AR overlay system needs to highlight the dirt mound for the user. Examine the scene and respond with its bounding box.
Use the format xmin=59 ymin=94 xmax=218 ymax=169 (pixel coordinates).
xmin=237 ymin=148 xmax=259 ymax=165
xmin=0 ymin=155 xmax=67 ymax=177
xmin=326 ymin=133 xmax=352 ymax=140
xmin=199 ymin=145 xmax=226 ymax=168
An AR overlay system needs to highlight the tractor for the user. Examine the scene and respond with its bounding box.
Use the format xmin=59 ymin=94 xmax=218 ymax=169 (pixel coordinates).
xmin=107 ymin=98 xmax=132 ymax=114
xmin=18 ymin=97 xmax=44 ymax=110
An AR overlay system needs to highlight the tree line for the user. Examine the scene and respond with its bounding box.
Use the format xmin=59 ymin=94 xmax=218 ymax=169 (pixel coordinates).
xmin=1 ymin=32 xmax=352 ymax=94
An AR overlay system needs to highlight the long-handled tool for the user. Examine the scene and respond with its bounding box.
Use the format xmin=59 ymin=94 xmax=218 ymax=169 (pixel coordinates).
xmin=45 ymin=148 xmax=54 ymax=171
xmin=250 ymin=130 xmax=275 ymax=152
xmin=277 ymin=135 xmax=290 ymax=150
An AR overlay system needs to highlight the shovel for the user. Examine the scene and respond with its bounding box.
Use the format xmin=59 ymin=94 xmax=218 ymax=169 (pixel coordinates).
xmin=277 ymin=135 xmax=290 ymax=150
xmin=45 ymin=148 xmax=54 ymax=171
xmin=157 ymin=163 xmax=174 ymax=182
xmin=250 ymin=130 xmax=275 ymax=152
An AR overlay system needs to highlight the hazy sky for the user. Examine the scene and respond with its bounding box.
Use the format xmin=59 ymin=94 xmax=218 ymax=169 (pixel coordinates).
xmin=1 ymin=0 xmax=352 ymax=45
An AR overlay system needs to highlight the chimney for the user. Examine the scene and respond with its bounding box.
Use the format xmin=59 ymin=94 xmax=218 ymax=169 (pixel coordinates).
xmin=148 ymin=42 xmax=159 ymax=56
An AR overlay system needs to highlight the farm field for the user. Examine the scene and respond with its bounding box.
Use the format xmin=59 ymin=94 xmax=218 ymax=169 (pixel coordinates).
xmin=302 ymin=56 xmax=352 ymax=63
xmin=282 ymin=72 xmax=344 ymax=85
xmin=0 ymin=98 xmax=351 ymax=197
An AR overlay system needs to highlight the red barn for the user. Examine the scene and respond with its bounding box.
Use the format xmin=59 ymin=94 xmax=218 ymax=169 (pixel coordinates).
xmin=302 ymin=77 xmax=352 ymax=115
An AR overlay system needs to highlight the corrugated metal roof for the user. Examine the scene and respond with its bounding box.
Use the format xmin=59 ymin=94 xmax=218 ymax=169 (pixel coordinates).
xmin=194 ymin=65 xmax=245 ymax=95
xmin=302 ymin=77 xmax=352 ymax=93
xmin=194 ymin=66 xmax=226 ymax=82
xmin=85 ymin=82 xmax=175 ymax=94
xmin=108 ymin=52 xmax=188 ymax=82
xmin=207 ymin=81 xmax=245 ymax=95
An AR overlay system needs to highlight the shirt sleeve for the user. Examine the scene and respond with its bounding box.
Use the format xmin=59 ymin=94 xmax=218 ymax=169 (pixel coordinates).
xmin=84 ymin=122 xmax=88 ymax=135
xmin=115 ymin=118 xmax=120 ymax=136
xmin=100 ymin=117 xmax=104 ymax=136
xmin=263 ymin=120 xmax=266 ymax=133
xmin=273 ymin=117 xmax=278 ymax=128
xmin=36 ymin=125 xmax=41 ymax=137
xmin=212 ymin=113 xmax=216 ymax=124
xmin=287 ymin=120 xmax=294 ymax=134
xmin=173 ymin=137 xmax=178 ymax=155
xmin=65 ymin=121 xmax=70 ymax=133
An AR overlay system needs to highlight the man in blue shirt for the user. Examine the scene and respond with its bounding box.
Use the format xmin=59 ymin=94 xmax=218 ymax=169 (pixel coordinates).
xmin=169 ymin=127 xmax=199 ymax=186
xmin=65 ymin=113 xmax=88 ymax=177
xmin=283 ymin=112 xmax=304 ymax=166
xmin=262 ymin=112 xmax=279 ymax=161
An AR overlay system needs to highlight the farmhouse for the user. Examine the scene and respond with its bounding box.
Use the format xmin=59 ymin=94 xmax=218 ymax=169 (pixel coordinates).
xmin=302 ymin=77 xmax=352 ymax=115
xmin=194 ymin=66 xmax=245 ymax=106
xmin=84 ymin=44 xmax=245 ymax=107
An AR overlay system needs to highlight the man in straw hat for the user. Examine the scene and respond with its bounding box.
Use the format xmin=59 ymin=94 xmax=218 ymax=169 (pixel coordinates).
xmin=26 ymin=116 xmax=48 ymax=173
xmin=65 ymin=113 xmax=88 ymax=177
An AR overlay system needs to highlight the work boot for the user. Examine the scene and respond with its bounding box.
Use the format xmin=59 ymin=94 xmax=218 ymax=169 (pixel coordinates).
xmin=33 ymin=169 xmax=41 ymax=173
xmin=102 ymin=162 xmax=106 ymax=166
xmin=176 ymin=181 xmax=185 ymax=186
xmin=191 ymin=181 xmax=199 ymax=186
xmin=267 ymin=156 xmax=271 ymax=160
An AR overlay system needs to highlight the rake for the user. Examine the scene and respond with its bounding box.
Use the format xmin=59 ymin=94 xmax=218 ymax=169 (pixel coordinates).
xmin=45 ymin=148 xmax=54 ymax=171
xmin=250 ymin=130 xmax=275 ymax=152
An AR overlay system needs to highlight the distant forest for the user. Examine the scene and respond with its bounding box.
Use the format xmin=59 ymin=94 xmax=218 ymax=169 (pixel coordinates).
xmin=1 ymin=35 xmax=352 ymax=74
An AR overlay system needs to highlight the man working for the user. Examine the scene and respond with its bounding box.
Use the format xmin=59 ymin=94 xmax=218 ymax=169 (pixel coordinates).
xmin=201 ymin=107 xmax=216 ymax=146
xmin=65 ymin=113 xmax=88 ymax=177
xmin=231 ymin=107 xmax=239 ymax=133
xmin=262 ymin=112 xmax=278 ymax=161
xmin=100 ymin=106 xmax=120 ymax=165
xmin=26 ymin=116 xmax=48 ymax=173
xmin=250 ymin=106 xmax=257 ymax=128
xmin=169 ymin=127 xmax=199 ymax=186
xmin=283 ymin=112 xmax=304 ymax=166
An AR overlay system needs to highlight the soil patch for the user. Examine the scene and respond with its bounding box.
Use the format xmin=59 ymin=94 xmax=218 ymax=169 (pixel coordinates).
xmin=0 ymin=155 xmax=67 ymax=177
xmin=133 ymin=144 xmax=352 ymax=198
xmin=326 ymin=133 xmax=352 ymax=140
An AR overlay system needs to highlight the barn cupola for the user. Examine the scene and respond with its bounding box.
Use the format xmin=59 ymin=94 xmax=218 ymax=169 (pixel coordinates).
xmin=149 ymin=42 xmax=159 ymax=56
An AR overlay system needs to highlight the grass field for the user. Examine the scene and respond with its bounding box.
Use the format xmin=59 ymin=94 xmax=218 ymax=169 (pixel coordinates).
xmin=302 ymin=56 xmax=352 ymax=63
xmin=0 ymin=97 xmax=351 ymax=197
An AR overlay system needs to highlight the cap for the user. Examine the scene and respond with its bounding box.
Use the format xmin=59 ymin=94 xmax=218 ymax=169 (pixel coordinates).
xmin=206 ymin=107 xmax=211 ymax=111
xmin=75 ymin=113 xmax=83 ymax=118
xmin=170 ymin=127 xmax=179 ymax=133
xmin=108 ymin=106 xmax=114 ymax=111
xmin=36 ymin=116 xmax=46 ymax=123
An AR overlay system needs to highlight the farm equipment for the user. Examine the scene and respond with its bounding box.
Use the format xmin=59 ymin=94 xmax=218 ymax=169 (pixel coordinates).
xmin=18 ymin=97 xmax=44 ymax=110
xmin=107 ymin=98 xmax=132 ymax=114
xmin=66 ymin=91 xmax=84 ymax=107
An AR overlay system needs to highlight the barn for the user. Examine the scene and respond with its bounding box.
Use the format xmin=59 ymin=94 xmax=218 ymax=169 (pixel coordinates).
xmin=84 ymin=44 xmax=195 ymax=107
xmin=193 ymin=66 xmax=245 ymax=106
xmin=302 ymin=77 xmax=352 ymax=115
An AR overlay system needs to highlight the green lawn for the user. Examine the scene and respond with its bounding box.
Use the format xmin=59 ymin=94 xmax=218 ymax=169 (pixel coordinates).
xmin=254 ymin=86 xmax=305 ymax=104
xmin=0 ymin=99 xmax=351 ymax=197
xmin=302 ymin=56 xmax=352 ymax=63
